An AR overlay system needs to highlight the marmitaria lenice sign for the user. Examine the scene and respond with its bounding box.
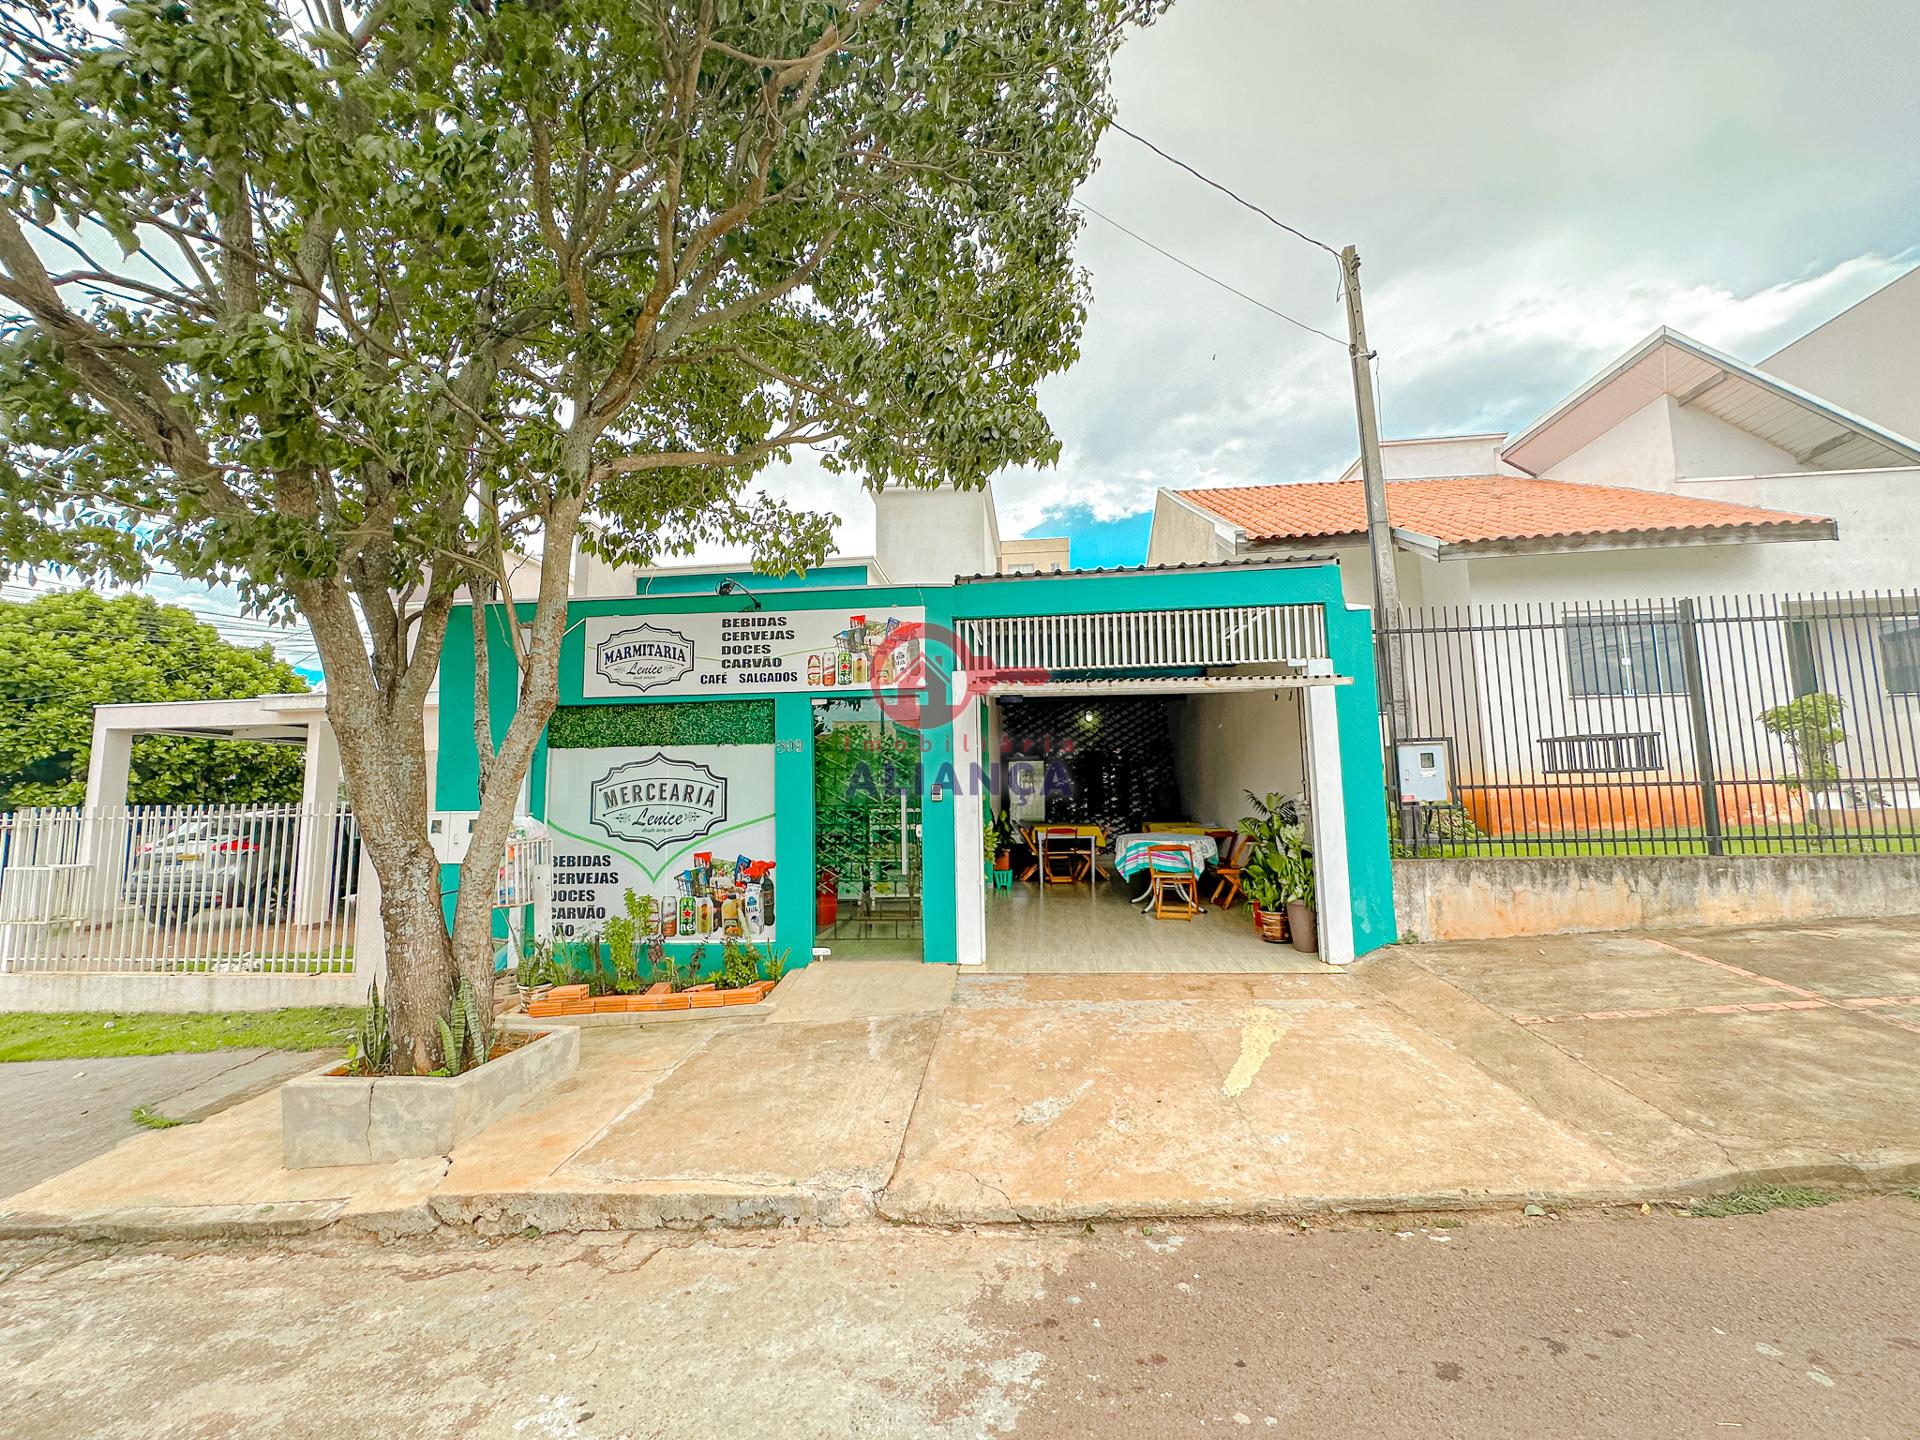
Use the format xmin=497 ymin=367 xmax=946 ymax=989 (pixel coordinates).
xmin=581 ymin=607 xmax=926 ymax=699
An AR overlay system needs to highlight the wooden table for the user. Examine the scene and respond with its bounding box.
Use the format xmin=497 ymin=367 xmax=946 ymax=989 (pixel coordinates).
xmin=1032 ymin=824 xmax=1105 ymax=885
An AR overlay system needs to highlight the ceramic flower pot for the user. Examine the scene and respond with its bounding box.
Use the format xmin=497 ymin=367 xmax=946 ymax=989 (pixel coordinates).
xmin=1286 ymin=902 xmax=1318 ymax=954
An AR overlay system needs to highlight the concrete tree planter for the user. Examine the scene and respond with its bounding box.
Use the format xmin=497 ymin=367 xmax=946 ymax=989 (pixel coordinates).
xmin=280 ymin=1027 xmax=579 ymax=1169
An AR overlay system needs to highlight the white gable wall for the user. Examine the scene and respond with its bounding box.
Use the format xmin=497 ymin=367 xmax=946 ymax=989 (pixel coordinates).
xmin=1536 ymin=396 xmax=1678 ymax=490
xmin=1762 ymin=266 xmax=1920 ymax=442
xmin=1536 ymin=395 xmax=1803 ymax=494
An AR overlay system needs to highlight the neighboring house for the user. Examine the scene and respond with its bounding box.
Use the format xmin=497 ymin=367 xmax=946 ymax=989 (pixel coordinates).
xmin=1145 ymin=268 xmax=1920 ymax=839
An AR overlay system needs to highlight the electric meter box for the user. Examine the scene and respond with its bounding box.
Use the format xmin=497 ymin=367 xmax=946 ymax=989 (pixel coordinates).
xmin=1395 ymin=739 xmax=1453 ymax=804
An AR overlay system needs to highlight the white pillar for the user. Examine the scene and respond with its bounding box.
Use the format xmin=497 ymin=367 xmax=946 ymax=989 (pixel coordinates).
xmin=950 ymin=675 xmax=986 ymax=966
xmin=79 ymin=715 xmax=136 ymax=919
xmin=351 ymin=846 xmax=386 ymax=992
xmin=294 ymin=720 xmax=343 ymax=925
xmin=1304 ymin=669 xmax=1355 ymax=966
xmin=83 ymin=715 xmax=135 ymax=811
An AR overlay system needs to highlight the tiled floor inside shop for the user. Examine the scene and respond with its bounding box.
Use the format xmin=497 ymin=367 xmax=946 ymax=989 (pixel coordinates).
xmin=983 ymin=877 xmax=1332 ymax=973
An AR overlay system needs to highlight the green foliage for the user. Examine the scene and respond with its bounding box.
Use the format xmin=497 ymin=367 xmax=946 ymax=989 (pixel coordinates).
xmin=603 ymin=911 xmax=637 ymax=992
xmin=0 ymin=592 xmax=309 ymax=809
xmin=1270 ymin=831 xmax=1316 ymax=911
xmin=517 ymin=937 xmax=555 ymax=990
xmin=1760 ymin=692 xmax=1847 ymax=791
xmin=130 ymin=1103 xmax=194 ymax=1130
xmin=1238 ymin=791 xmax=1305 ymax=912
xmin=0 ymin=1007 xmax=356 ymax=1062
xmin=765 ymin=948 xmax=789 ymax=986
xmin=350 ymin=980 xmax=391 ymax=1076
xmin=718 ymin=937 xmax=762 ymax=990
xmin=435 ymin=974 xmax=491 ymax=1076
xmin=0 ymin=0 xmax=1153 ymax=600
xmin=1688 ymin=1186 xmax=1836 ymax=1218
xmin=548 ymin=703 xmax=775 ymax=750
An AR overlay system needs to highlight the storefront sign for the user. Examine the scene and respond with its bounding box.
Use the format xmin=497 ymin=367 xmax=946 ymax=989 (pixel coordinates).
xmin=582 ymin=606 xmax=925 ymax=698
xmin=588 ymin=753 xmax=727 ymax=847
xmin=595 ymin=623 xmax=694 ymax=693
xmin=547 ymin=744 xmax=776 ymax=942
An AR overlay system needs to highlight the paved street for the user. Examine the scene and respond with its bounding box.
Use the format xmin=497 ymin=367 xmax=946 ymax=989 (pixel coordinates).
xmin=1 ymin=1198 xmax=1917 ymax=1438
xmin=0 ymin=1049 xmax=323 ymax=1197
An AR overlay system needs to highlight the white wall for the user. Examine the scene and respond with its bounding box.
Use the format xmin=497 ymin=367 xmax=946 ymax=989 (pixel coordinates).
xmin=874 ymin=485 xmax=999 ymax=583
xmin=1678 ymin=468 xmax=1920 ymax=590
xmin=1539 ymin=396 xmax=1678 ymax=491
xmin=1762 ymin=266 xmax=1920 ymax=442
xmin=1669 ymin=401 xmax=1802 ymax=479
xmin=1145 ymin=491 xmax=1236 ymax=566
xmin=1338 ymin=434 xmax=1524 ymax=481
xmin=1170 ymin=689 xmax=1307 ymax=835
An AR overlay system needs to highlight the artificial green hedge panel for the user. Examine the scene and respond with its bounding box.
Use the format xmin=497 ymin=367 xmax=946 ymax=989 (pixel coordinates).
xmin=547 ymin=701 xmax=775 ymax=749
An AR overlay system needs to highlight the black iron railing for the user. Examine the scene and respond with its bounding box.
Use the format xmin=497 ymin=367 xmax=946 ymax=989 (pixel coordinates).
xmin=1378 ymin=592 xmax=1920 ymax=857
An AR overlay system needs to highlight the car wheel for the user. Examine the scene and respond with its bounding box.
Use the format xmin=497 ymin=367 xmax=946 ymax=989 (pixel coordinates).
xmin=251 ymin=879 xmax=289 ymax=924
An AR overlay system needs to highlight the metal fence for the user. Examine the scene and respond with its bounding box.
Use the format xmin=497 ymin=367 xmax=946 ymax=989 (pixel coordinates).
xmin=0 ymin=802 xmax=361 ymax=973
xmin=1381 ymin=592 xmax=1920 ymax=856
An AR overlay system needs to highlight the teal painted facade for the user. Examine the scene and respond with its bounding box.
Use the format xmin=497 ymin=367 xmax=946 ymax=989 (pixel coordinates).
xmin=435 ymin=562 xmax=1395 ymax=970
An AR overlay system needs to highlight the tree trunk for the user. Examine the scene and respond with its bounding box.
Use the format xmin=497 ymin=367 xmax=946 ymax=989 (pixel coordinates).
xmin=325 ymin=699 xmax=453 ymax=1071
xmin=444 ymin=492 xmax=587 ymax=1049
xmin=375 ymin=838 xmax=456 ymax=1074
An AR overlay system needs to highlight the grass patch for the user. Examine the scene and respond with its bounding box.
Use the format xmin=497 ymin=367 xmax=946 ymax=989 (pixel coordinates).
xmin=129 ymin=1103 xmax=194 ymax=1130
xmin=1688 ymin=1185 xmax=1838 ymax=1219
xmin=0 ymin=1008 xmax=358 ymax=1063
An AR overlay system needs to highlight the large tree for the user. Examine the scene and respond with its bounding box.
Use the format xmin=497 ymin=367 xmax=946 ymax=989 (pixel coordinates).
xmin=0 ymin=0 xmax=1154 ymax=1069
xmin=0 ymin=589 xmax=311 ymax=808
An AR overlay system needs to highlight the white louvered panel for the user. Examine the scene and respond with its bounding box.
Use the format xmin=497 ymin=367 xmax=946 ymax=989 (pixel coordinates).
xmin=957 ymin=604 xmax=1327 ymax=674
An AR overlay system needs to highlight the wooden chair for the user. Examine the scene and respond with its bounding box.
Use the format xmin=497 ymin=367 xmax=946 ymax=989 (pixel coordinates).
xmin=1146 ymin=843 xmax=1200 ymax=921
xmin=1209 ymin=833 xmax=1246 ymax=909
xmin=1041 ymin=826 xmax=1088 ymax=885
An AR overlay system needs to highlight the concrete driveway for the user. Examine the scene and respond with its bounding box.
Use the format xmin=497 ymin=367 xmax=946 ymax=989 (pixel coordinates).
xmin=1395 ymin=917 xmax=1920 ymax=1179
xmin=2 ymin=918 xmax=1918 ymax=1238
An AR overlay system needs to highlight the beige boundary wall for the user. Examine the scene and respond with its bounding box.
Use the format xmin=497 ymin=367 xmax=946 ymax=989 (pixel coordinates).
xmin=0 ymin=971 xmax=367 ymax=1014
xmin=1394 ymin=855 xmax=1920 ymax=942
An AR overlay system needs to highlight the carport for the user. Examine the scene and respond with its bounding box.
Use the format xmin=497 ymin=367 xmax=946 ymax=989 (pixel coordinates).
xmin=943 ymin=575 xmax=1379 ymax=970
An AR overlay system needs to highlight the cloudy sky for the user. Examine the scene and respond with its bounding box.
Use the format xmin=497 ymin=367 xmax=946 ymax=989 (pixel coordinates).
xmin=103 ymin=0 xmax=1920 ymax=651
xmin=767 ymin=0 xmax=1920 ymax=566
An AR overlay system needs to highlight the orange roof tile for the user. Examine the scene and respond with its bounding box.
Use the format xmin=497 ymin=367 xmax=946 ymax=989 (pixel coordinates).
xmin=1173 ymin=476 xmax=1832 ymax=548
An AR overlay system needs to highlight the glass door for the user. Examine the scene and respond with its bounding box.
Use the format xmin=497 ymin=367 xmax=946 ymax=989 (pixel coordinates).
xmin=813 ymin=697 xmax=923 ymax=958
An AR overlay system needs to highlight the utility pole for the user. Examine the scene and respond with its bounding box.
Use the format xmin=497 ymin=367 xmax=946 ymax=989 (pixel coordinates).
xmin=1341 ymin=244 xmax=1408 ymax=741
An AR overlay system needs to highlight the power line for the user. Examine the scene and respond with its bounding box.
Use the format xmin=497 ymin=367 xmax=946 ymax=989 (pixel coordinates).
xmin=1073 ymin=202 xmax=1346 ymax=347
xmin=1108 ymin=121 xmax=1341 ymax=260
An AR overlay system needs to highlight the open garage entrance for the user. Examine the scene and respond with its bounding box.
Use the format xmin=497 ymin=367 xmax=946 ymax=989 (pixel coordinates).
xmin=977 ymin=682 xmax=1335 ymax=973
xmin=946 ymin=591 xmax=1363 ymax=974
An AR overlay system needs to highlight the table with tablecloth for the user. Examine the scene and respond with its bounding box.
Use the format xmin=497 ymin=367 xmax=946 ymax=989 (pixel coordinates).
xmin=1111 ymin=831 xmax=1218 ymax=880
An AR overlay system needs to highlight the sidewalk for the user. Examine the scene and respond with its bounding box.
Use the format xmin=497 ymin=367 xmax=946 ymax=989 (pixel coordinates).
xmin=3 ymin=919 xmax=1918 ymax=1240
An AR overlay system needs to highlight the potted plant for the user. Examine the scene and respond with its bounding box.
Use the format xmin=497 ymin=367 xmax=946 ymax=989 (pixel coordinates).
xmin=984 ymin=809 xmax=1014 ymax=877
xmin=1237 ymin=791 xmax=1301 ymax=944
xmin=1273 ymin=826 xmax=1318 ymax=954
xmin=1242 ymin=851 xmax=1290 ymax=943
xmin=518 ymin=937 xmax=555 ymax=1003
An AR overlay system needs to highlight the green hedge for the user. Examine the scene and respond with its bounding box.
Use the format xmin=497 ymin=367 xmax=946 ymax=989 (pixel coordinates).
xmin=546 ymin=701 xmax=775 ymax=749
